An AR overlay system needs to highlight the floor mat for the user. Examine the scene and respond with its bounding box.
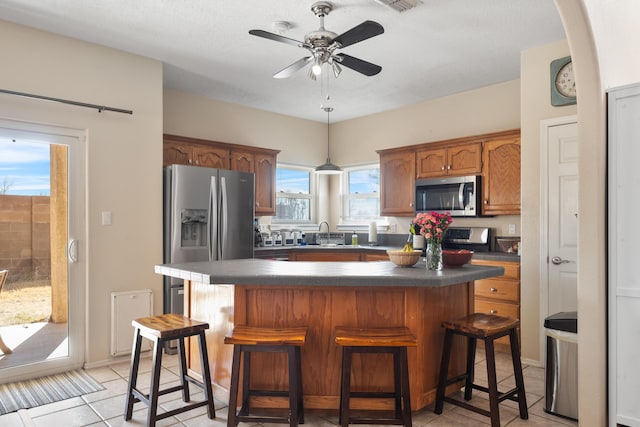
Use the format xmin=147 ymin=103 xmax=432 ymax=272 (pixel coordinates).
xmin=0 ymin=369 xmax=104 ymax=415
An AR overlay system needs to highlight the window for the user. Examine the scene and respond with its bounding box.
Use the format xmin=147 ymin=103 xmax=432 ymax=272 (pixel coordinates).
xmin=342 ymin=164 xmax=380 ymax=221
xmin=273 ymin=165 xmax=314 ymax=223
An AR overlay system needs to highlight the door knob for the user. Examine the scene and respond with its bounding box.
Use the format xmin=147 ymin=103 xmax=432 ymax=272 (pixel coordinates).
xmin=551 ymin=256 xmax=572 ymax=265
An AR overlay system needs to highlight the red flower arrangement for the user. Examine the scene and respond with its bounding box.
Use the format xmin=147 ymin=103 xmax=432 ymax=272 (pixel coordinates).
xmin=411 ymin=211 xmax=453 ymax=243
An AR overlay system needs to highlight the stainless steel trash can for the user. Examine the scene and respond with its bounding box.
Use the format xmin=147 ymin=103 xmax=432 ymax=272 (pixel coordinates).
xmin=544 ymin=311 xmax=578 ymax=421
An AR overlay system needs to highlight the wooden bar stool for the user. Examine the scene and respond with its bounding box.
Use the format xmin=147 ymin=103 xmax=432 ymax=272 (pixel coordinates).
xmin=224 ymin=325 xmax=307 ymax=427
xmin=434 ymin=313 xmax=528 ymax=427
xmin=124 ymin=313 xmax=215 ymax=427
xmin=335 ymin=326 xmax=417 ymax=427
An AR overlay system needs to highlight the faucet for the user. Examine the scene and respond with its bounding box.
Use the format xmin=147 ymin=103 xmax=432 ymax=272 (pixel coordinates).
xmin=318 ymin=221 xmax=330 ymax=244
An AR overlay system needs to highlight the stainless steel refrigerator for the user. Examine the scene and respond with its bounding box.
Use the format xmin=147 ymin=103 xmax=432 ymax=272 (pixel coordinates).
xmin=163 ymin=164 xmax=254 ymax=318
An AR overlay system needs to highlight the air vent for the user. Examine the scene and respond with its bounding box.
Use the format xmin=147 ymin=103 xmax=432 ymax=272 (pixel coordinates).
xmin=375 ymin=0 xmax=422 ymax=13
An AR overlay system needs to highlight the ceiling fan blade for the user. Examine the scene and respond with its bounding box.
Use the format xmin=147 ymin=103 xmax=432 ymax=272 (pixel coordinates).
xmin=335 ymin=53 xmax=382 ymax=76
xmin=273 ymin=57 xmax=313 ymax=79
xmin=332 ymin=21 xmax=384 ymax=48
xmin=249 ymin=29 xmax=305 ymax=47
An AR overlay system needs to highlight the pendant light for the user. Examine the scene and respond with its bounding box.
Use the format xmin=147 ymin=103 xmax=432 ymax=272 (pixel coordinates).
xmin=315 ymin=107 xmax=342 ymax=174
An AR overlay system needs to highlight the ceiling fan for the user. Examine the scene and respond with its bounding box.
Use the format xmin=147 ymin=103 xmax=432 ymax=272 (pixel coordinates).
xmin=249 ymin=1 xmax=384 ymax=80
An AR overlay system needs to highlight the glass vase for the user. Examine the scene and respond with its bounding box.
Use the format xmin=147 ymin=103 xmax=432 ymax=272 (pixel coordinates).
xmin=426 ymin=241 xmax=443 ymax=271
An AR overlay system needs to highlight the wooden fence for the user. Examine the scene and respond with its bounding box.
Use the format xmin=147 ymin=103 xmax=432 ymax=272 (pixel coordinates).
xmin=0 ymin=195 xmax=50 ymax=282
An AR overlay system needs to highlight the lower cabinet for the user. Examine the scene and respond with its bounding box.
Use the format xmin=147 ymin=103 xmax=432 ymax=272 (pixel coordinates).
xmin=471 ymin=258 xmax=520 ymax=348
xmin=288 ymin=250 xmax=389 ymax=262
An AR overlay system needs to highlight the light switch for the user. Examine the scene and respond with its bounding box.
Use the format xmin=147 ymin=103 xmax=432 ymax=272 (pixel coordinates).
xmin=102 ymin=211 xmax=112 ymax=226
xmin=508 ymin=223 xmax=516 ymax=235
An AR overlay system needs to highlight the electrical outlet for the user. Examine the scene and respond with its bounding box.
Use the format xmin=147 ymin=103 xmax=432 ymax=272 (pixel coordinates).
xmin=508 ymin=224 xmax=516 ymax=235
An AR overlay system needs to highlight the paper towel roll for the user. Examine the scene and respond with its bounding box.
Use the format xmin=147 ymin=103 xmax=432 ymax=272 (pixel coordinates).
xmin=368 ymin=221 xmax=377 ymax=244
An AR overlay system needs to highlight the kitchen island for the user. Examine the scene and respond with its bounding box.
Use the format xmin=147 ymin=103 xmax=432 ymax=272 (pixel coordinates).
xmin=155 ymin=258 xmax=503 ymax=411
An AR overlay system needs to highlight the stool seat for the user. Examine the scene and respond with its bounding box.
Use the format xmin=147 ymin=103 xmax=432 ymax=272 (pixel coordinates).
xmin=335 ymin=326 xmax=416 ymax=427
xmin=223 ymin=325 xmax=307 ymax=346
xmin=441 ymin=313 xmax=519 ymax=337
xmin=335 ymin=326 xmax=418 ymax=347
xmin=435 ymin=313 xmax=527 ymax=427
xmin=133 ymin=314 xmax=209 ymax=339
xmin=125 ymin=314 xmax=215 ymax=427
xmin=225 ymin=325 xmax=307 ymax=427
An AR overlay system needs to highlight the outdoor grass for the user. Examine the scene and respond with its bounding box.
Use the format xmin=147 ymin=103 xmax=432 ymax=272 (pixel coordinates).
xmin=0 ymin=280 xmax=51 ymax=325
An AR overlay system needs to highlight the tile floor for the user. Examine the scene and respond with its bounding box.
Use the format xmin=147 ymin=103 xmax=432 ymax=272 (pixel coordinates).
xmin=0 ymin=349 xmax=578 ymax=427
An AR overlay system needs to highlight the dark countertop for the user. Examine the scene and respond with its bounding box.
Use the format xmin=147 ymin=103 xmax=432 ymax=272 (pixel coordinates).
xmin=154 ymin=258 xmax=504 ymax=287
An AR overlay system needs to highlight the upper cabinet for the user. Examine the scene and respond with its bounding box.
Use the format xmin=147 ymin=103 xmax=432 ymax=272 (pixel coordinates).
xmin=378 ymin=149 xmax=416 ymax=216
xmin=163 ymin=134 xmax=279 ymax=216
xmin=416 ymin=142 xmax=482 ymax=179
xmin=378 ymin=129 xmax=520 ymax=216
xmin=482 ymin=132 xmax=521 ymax=215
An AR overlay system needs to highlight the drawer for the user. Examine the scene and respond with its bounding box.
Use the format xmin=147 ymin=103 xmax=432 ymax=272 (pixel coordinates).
xmin=475 ymin=299 xmax=519 ymax=319
xmin=471 ymin=259 xmax=520 ymax=280
xmin=475 ymin=279 xmax=519 ymax=303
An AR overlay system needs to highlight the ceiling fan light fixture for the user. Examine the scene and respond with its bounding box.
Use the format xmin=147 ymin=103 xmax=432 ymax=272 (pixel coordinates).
xmin=312 ymin=56 xmax=323 ymax=75
xmin=331 ymin=61 xmax=342 ymax=78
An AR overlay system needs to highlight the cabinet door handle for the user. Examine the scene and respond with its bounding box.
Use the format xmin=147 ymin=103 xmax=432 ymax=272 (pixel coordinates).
xmin=441 ymin=165 xmax=445 ymax=170
xmin=447 ymin=165 xmax=451 ymax=170
xmin=484 ymin=199 xmax=488 ymax=205
xmin=489 ymin=287 xmax=498 ymax=293
xmin=490 ymin=309 xmax=498 ymax=314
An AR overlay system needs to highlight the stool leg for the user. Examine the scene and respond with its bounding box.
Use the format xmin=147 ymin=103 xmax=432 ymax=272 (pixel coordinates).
xmin=227 ymin=345 xmax=241 ymax=427
xmin=288 ymin=347 xmax=300 ymax=427
xmin=434 ymin=329 xmax=453 ymax=414
xmin=294 ymin=346 xmax=305 ymax=424
xmin=198 ymin=331 xmax=216 ymax=419
xmin=399 ymin=347 xmax=412 ymax=427
xmin=463 ymin=336 xmax=477 ymax=401
xmin=125 ymin=328 xmax=143 ymax=420
xmin=484 ymin=337 xmax=500 ymax=427
xmin=147 ymin=337 xmax=163 ymax=427
xmin=339 ymin=346 xmax=353 ymax=427
xmin=176 ymin=336 xmax=190 ymax=402
xmin=509 ymin=328 xmax=528 ymax=420
xmin=393 ymin=348 xmax=402 ymax=419
xmin=240 ymin=349 xmax=251 ymax=416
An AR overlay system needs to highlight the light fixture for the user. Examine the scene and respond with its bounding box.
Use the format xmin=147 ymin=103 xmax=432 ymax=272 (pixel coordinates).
xmin=315 ymin=107 xmax=342 ymax=175
xmin=311 ymin=56 xmax=323 ymax=76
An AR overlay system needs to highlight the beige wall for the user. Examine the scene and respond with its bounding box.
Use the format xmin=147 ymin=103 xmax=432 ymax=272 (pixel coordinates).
xmin=0 ymin=20 xmax=163 ymax=364
xmin=163 ymin=89 xmax=325 ymax=165
xmin=520 ymin=39 xmax=576 ymax=364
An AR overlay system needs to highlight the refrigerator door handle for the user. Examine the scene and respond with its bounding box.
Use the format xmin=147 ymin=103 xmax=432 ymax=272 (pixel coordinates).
xmin=209 ymin=176 xmax=218 ymax=261
xmin=220 ymin=176 xmax=228 ymax=259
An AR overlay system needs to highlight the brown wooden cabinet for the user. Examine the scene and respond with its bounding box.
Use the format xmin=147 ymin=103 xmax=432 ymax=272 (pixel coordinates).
xmin=471 ymin=258 xmax=520 ymax=347
xmin=254 ymin=153 xmax=277 ymax=216
xmin=377 ymin=129 xmax=520 ymax=216
xmin=288 ymin=249 xmax=389 ymax=262
xmin=378 ymin=150 xmax=416 ymax=216
xmin=416 ymin=142 xmax=482 ymax=179
xmin=482 ymin=133 xmax=521 ymax=215
xmin=163 ymin=134 xmax=279 ymax=216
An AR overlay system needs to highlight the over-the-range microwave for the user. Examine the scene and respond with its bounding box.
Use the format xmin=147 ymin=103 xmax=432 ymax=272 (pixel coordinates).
xmin=415 ymin=175 xmax=482 ymax=217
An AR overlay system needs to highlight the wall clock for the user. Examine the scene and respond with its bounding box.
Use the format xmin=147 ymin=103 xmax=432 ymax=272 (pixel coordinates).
xmin=550 ymin=56 xmax=577 ymax=106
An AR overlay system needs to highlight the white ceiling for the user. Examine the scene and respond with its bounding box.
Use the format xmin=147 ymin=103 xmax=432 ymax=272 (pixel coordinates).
xmin=0 ymin=0 xmax=565 ymax=122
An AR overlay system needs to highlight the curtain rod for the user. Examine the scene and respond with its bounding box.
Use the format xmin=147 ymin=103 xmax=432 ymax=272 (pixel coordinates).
xmin=0 ymin=88 xmax=133 ymax=115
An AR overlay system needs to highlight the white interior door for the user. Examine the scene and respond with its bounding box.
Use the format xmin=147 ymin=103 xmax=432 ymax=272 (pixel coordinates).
xmin=544 ymin=119 xmax=579 ymax=318
xmin=0 ymin=119 xmax=85 ymax=383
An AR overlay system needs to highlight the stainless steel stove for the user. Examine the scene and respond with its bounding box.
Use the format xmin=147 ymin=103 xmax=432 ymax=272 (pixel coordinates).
xmin=443 ymin=227 xmax=492 ymax=252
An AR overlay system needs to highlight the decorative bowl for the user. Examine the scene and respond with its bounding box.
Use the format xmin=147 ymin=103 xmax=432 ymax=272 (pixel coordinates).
xmin=442 ymin=249 xmax=474 ymax=267
xmin=387 ymin=249 xmax=422 ymax=267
